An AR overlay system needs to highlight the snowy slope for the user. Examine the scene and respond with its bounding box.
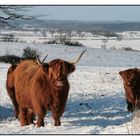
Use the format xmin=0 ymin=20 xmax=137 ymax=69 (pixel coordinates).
xmin=0 ymin=42 xmax=140 ymax=134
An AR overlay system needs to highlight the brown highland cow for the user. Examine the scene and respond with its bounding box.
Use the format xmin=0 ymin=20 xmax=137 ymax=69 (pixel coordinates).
xmin=7 ymin=50 xmax=86 ymax=127
xmin=119 ymin=68 xmax=140 ymax=112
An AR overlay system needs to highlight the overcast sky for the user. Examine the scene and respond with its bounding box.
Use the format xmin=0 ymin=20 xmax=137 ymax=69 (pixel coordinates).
xmin=28 ymin=6 xmax=140 ymax=22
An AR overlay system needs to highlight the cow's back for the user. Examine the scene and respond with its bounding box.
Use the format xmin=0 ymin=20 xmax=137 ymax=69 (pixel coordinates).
xmin=14 ymin=60 xmax=40 ymax=108
xmin=6 ymin=64 xmax=17 ymax=88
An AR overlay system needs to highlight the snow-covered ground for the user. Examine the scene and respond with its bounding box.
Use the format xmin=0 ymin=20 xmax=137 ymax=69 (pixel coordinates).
xmin=1 ymin=42 xmax=140 ymax=134
xmin=78 ymin=39 xmax=140 ymax=50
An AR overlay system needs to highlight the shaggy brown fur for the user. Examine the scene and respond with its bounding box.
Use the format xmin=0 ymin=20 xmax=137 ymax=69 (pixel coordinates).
xmin=13 ymin=59 xmax=75 ymax=127
xmin=119 ymin=68 xmax=140 ymax=112
xmin=6 ymin=63 xmax=35 ymax=124
xmin=6 ymin=64 xmax=19 ymax=118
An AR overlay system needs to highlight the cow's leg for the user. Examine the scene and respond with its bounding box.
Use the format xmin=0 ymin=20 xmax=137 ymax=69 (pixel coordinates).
xmin=19 ymin=107 xmax=28 ymax=126
xmin=126 ymin=100 xmax=134 ymax=112
xmin=54 ymin=115 xmax=61 ymax=126
xmin=51 ymin=110 xmax=61 ymax=126
xmin=7 ymin=87 xmax=19 ymax=118
xmin=36 ymin=113 xmax=45 ymax=127
xmin=27 ymin=109 xmax=35 ymax=125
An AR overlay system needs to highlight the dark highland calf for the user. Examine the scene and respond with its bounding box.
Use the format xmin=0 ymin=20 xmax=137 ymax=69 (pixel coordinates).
xmin=119 ymin=68 xmax=140 ymax=112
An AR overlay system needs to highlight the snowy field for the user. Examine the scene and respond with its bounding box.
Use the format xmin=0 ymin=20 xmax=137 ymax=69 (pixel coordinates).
xmin=1 ymin=41 xmax=140 ymax=134
xmin=2 ymin=30 xmax=140 ymax=50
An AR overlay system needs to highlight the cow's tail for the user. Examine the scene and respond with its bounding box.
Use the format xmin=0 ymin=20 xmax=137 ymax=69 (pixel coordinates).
xmin=6 ymin=65 xmax=19 ymax=118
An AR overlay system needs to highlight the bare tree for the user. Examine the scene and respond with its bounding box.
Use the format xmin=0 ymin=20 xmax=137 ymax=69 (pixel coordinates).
xmin=66 ymin=30 xmax=72 ymax=41
xmin=117 ymin=34 xmax=123 ymax=41
xmin=101 ymin=38 xmax=108 ymax=49
xmin=0 ymin=6 xmax=37 ymax=27
xmin=49 ymin=29 xmax=55 ymax=39
xmin=41 ymin=29 xmax=48 ymax=38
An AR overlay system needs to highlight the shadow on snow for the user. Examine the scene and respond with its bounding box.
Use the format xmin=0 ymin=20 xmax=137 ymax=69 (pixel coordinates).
xmin=0 ymin=92 xmax=132 ymax=129
xmin=64 ymin=92 xmax=132 ymax=128
xmin=0 ymin=105 xmax=14 ymax=120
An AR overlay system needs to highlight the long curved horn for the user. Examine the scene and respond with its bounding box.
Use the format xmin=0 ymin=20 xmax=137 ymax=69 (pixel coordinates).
xmin=70 ymin=49 xmax=87 ymax=64
xmin=36 ymin=55 xmax=42 ymax=65
xmin=42 ymin=55 xmax=48 ymax=63
xmin=36 ymin=55 xmax=48 ymax=65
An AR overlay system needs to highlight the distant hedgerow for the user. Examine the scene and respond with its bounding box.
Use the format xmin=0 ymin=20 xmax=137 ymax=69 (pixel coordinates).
xmin=0 ymin=55 xmax=21 ymax=65
xmin=121 ymin=47 xmax=138 ymax=52
xmin=22 ymin=47 xmax=40 ymax=60
xmin=45 ymin=40 xmax=83 ymax=47
xmin=64 ymin=41 xmax=83 ymax=46
xmin=0 ymin=47 xmax=40 ymax=65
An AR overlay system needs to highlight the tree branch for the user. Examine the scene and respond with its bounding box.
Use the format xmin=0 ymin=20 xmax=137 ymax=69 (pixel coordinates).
xmin=0 ymin=6 xmax=38 ymax=27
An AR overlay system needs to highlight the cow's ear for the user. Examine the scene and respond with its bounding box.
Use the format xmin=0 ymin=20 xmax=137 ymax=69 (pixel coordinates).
xmin=42 ymin=63 xmax=50 ymax=73
xmin=68 ymin=63 xmax=75 ymax=73
xmin=133 ymin=68 xmax=138 ymax=74
xmin=134 ymin=68 xmax=139 ymax=75
xmin=119 ymin=71 xmax=123 ymax=76
xmin=119 ymin=70 xmax=125 ymax=78
xmin=134 ymin=68 xmax=138 ymax=71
